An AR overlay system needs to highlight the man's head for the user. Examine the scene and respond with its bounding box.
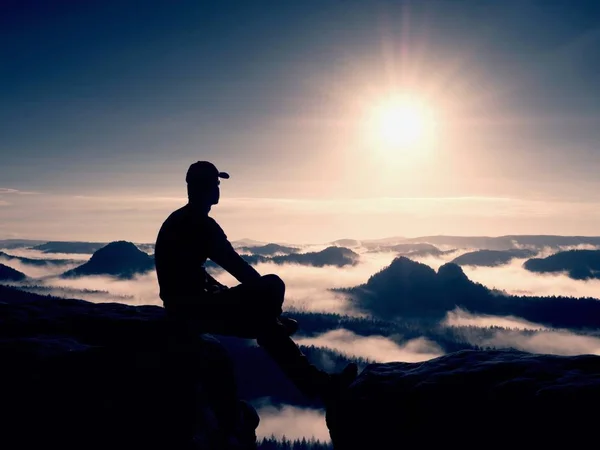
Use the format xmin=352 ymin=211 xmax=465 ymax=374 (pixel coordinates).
xmin=186 ymin=161 xmax=230 ymax=207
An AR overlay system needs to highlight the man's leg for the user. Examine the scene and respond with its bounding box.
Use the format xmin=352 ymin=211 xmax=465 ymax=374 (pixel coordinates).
xmin=207 ymin=275 xmax=354 ymax=399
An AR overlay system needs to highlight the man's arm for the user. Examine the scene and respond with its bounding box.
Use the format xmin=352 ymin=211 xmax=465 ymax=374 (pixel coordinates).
xmin=207 ymin=219 xmax=261 ymax=284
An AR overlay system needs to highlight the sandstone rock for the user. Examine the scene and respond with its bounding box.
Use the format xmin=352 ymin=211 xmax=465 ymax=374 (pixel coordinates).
xmin=327 ymin=349 xmax=600 ymax=449
xmin=0 ymin=285 xmax=258 ymax=450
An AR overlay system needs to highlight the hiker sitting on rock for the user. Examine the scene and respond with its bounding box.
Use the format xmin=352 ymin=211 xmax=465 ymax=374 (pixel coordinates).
xmin=154 ymin=161 xmax=357 ymax=402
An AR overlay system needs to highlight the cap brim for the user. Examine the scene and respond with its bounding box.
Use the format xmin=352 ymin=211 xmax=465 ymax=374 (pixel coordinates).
xmin=218 ymin=171 xmax=230 ymax=179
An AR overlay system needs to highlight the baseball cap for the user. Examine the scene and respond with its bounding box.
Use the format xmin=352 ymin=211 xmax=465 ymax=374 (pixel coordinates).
xmin=186 ymin=161 xmax=230 ymax=184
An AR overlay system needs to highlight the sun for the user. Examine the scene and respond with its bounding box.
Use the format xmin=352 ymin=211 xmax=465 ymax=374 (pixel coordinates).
xmin=369 ymin=97 xmax=436 ymax=150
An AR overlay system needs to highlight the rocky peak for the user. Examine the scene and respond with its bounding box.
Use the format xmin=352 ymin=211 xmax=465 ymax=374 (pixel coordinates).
xmin=62 ymin=240 xmax=154 ymax=279
xmin=437 ymin=262 xmax=469 ymax=282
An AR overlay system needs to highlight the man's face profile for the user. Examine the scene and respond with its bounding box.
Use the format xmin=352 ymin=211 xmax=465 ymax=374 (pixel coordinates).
xmin=189 ymin=179 xmax=220 ymax=206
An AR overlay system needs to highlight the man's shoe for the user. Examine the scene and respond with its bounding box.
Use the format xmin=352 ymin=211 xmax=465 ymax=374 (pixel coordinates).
xmin=320 ymin=363 xmax=358 ymax=406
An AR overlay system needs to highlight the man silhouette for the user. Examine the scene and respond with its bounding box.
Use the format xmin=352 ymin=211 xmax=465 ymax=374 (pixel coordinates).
xmin=154 ymin=161 xmax=357 ymax=402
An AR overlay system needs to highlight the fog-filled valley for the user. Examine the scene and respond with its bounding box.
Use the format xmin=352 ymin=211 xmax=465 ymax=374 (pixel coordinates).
xmin=3 ymin=235 xmax=600 ymax=446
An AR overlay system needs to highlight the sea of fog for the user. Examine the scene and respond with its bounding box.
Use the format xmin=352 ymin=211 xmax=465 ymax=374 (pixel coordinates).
xmin=4 ymin=243 xmax=600 ymax=441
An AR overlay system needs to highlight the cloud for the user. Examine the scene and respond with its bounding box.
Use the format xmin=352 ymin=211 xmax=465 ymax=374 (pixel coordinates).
xmin=0 ymin=193 xmax=181 ymax=242
xmin=0 ymin=248 xmax=94 ymax=278
xmin=0 ymin=200 xmax=10 ymax=206
xmin=443 ymin=309 xmax=600 ymax=356
xmin=216 ymin=196 xmax=518 ymax=217
xmin=0 ymin=188 xmax=39 ymax=195
xmin=7 ymin=189 xmax=600 ymax=243
xmin=480 ymin=329 xmax=600 ymax=356
xmin=443 ymin=307 xmax=547 ymax=331
xmin=8 ymin=270 xmax=163 ymax=306
xmin=295 ymin=329 xmax=444 ymax=363
xmin=462 ymin=258 xmax=600 ymax=298
xmin=5 ymin=248 xmax=90 ymax=261
xmin=255 ymin=405 xmax=330 ymax=442
xmin=0 ymin=257 xmax=80 ymax=278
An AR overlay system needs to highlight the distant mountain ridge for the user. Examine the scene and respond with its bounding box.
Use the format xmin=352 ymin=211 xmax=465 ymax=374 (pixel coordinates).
xmin=0 ymin=239 xmax=48 ymax=249
xmin=524 ymin=250 xmax=600 ymax=280
xmin=334 ymin=235 xmax=600 ymax=251
xmin=403 ymin=235 xmax=600 ymax=250
xmin=272 ymin=246 xmax=359 ymax=267
xmin=366 ymin=243 xmax=446 ymax=257
xmin=237 ymin=243 xmax=299 ymax=256
xmin=452 ymin=249 xmax=537 ymax=267
xmin=0 ymin=263 xmax=27 ymax=281
xmin=7 ymin=234 xmax=600 ymax=254
xmin=207 ymin=246 xmax=359 ymax=270
xmin=34 ymin=241 xmax=108 ymax=254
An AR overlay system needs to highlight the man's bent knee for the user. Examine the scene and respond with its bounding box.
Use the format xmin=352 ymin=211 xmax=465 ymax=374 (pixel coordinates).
xmin=260 ymin=274 xmax=285 ymax=299
xmin=256 ymin=274 xmax=285 ymax=316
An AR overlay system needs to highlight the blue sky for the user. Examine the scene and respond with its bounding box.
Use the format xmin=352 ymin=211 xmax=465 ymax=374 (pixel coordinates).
xmin=2 ymin=0 xmax=600 ymax=242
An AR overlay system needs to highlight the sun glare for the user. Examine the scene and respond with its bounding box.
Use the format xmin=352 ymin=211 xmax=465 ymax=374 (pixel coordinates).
xmin=369 ymin=97 xmax=436 ymax=151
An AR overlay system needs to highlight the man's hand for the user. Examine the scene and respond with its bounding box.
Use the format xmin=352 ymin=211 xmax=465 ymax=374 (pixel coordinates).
xmin=277 ymin=316 xmax=299 ymax=336
xmin=207 ymin=283 xmax=228 ymax=294
xmin=205 ymin=270 xmax=229 ymax=294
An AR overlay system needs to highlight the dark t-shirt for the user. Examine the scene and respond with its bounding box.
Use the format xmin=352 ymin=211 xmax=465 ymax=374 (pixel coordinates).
xmin=154 ymin=204 xmax=259 ymax=306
